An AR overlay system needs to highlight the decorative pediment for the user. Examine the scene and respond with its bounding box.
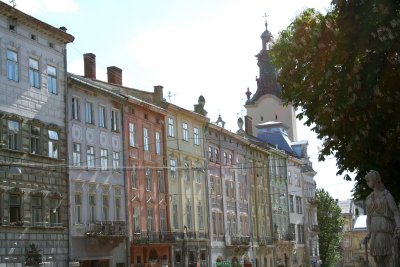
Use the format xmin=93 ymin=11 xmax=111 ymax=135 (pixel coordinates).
xmin=47 ymin=123 xmax=61 ymax=132
xmin=29 ymin=119 xmax=44 ymax=127
xmin=30 ymin=190 xmax=45 ymax=197
xmin=48 ymin=192 xmax=62 ymax=200
xmin=8 ymin=187 xmax=24 ymax=195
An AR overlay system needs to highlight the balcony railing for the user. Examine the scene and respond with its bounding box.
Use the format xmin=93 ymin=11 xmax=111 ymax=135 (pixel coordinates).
xmin=85 ymin=221 xmax=127 ymax=237
xmin=309 ymin=225 xmax=320 ymax=232
xmin=308 ymin=197 xmax=318 ymax=206
xmin=133 ymin=231 xmax=176 ymax=244
xmin=231 ymin=235 xmax=250 ymax=246
xmin=258 ymin=236 xmax=274 ymax=246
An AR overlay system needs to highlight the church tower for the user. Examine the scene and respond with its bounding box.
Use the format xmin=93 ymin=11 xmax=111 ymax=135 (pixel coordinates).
xmin=244 ymin=20 xmax=297 ymax=141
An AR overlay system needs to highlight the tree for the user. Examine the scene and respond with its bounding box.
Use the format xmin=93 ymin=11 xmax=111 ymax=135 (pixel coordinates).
xmin=316 ymin=189 xmax=344 ymax=267
xmin=270 ymin=1 xmax=400 ymax=201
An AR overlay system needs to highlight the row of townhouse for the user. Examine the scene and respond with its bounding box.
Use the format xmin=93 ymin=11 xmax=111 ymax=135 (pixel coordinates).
xmin=0 ymin=3 xmax=319 ymax=267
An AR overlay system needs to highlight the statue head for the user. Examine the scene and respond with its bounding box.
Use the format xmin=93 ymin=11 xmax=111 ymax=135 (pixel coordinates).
xmin=364 ymin=170 xmax=384 ymax=190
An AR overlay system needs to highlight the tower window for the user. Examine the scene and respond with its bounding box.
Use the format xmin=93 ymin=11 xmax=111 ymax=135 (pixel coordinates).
xmin=275 ymin=115 xmax=278 ymax=120
xmin=261 ymin=116 xmax=263 ymax=121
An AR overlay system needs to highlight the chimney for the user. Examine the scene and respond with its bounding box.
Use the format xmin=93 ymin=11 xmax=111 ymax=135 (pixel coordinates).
xmin=153 ymin=85 xmax=164 ymax=102
xmin=83 ymin=53 xmax=96 ymax=79
xmin=107 ymin=66 xmax=122 ymax=85
xmin=244 ymin=115 xmax=253 ymax=136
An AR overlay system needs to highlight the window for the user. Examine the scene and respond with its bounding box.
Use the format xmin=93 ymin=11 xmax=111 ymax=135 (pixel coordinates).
xmin=72 ymin=143 xmax=81 ymax=166
xmin=182 ymin=122 xmax=188 ymax=141
xmin=289 ymin=195 xmax=294 ymax=213
xmin=288 ymin=170 xmax=292 ymax=184
xmin=160 ymin=208 xmax=167 ymax=232
xmin=133 ymin=207 xmax=140 ymax=233
xmin=89 ymin=194 xmax=96 ymax=223
xmin=170 ymin=159 xmax=176 ymax=179
xmin=99 ymin=106 xmax=106 ymax=128
xmin=9 ymin=194 xmax=21 ymax=223
xmin=168 ymin=117 xmax=175 ymax=137
xmin=100 ymin=149 xmax=108 ymax=170
xmin=87 ymin=146 xmax=95 ymax=169
xmin=155 ymin=131 xmax=161 ymax=154
xmin=172 ymin=204 xmax=179 ymax=229
xmin=85 ymin=102 xmax=93 ymax=124
xmin=49 ymin=198 xmax=60 ymax=226
xmin=290 ymin=223 xmax=296 ymax=240
xmin=228 ymin=154 xmax=233 ymax=165
xmin=195 ymin=169 xmax=201 ymax=184
xmin=102 ymin=195 xmax=109 ymax=220
xmin=145 ymin=168 xmax=152 ymax=191
xmin=7 ymin=49 xmax=18 ymax=82
xmin=158 ymin=170 xmax=165 ymax=193
xmin=115 ymin=197 xmax=121 ymax=220
xmin=297 ymin=224 xmax=304 ymax=244
xmin=48 ymin=130 xmax=59 ymax=158
xmin=8 ymin=120 xmax=20 ymax=150
xmin=193 ymin=127 xmax=199 ymax=145
xmin=215 ymin=148 xmax=220 ymax=164
xmin=29 ymin=58 xmax=40 ymax=88
xmin=147 ymin=208 xmax=153 ymax=231
xmin=296 ymin=196 xmax=303 ymax=214
xmin=129 ymin=123 xmax=135 ymax=146
xmin=143 ymin=127 xmax=149 ymax=151
xmin=111 ymin=110 xmax=119 ymax=131
xmin=47 ymin=65 xmax=57 ymax=94
xmin=112 ymin=151 xmax=120 ymax=171
xmin=74 ymin=193 xmax=82 ymax=224
xmin=295 ymin=173 xmax=301 ymax=187
xmin=131 ymin=165 xmax=137 ymax=188
xmin=198 ymin=205 xmax=204 ymax=230
xmin=30 ymin=125 xmax=41 ymax=154
xmin=208 ymin=146 xmax=213 ymax=161
xmin=223 ymin=152 xmax=227 ymax=165
xmin=31 ymin=196 xmax=43 ymax=225
xmin=186 ymin=203 xmax=192 ymax=229
xmin=184 ymin=162 xmax=190 ymax=181
xmin=72 ymin=97 xmax=80 ymax=120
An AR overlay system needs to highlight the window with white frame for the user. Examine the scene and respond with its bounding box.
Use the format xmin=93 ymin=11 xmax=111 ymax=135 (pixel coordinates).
xmin=198 ymin=204 xmax=204 ymax=230
xmin=155 ymin=131 xmax=161 ymax=154
xmin=223 ymin=152 xmax=227 ymax=165
xmin=87 ymin=146 xmax=95 ymax=169
xmin=160 ymin=208 xmax=167 ymax=232
xmin=186 ymin=203 xmax=192 ymax=229
xmin=195 ymin=169 xmax=202 ymax=184
xmin=193 ymin=127 xmax=199 ymax=145
xmin=7 ymin=49 xmax=18 ymax=82
xmin=74 ymin=193 xmax=82 ymax=224
xmin=48 ymin=130 xmax=59 ymax=159
xmin=295 ymin=172 xmax=301 ymax=187
xmin=29 ymin=58 xmax=40 ymax=88
xmin=129 ymin=123 xmax=135 ymax=146
xmin=72 ymin=97 xmax=80 ymax=120
xmin=89 ymin=193 xmax=96 ymax=223
xmin=170 ymin=159 xmax=176 ymax=179
xmin=31 ymin=196 xmax=43 ymax=225
xmin=8 ymin=120 xmax=20 ymax=150
xmin=85 ymin=102 xmax=93 ymax=124
xmin=147 ymin=208 xmax=153 ymax=231
xmin=102 ymin=194 xmax=109 ymax=220
xmin=182 ymin=122 xmax=188 ymax=141
xmin=30 ymin=125 xmax=41 ymax=155
xmin=49 ymin=198 xmax=60 ymax=226
xmin=158 ymin=170 xmax=165 ymax=193
xmin=228 ymin=154 xmax=233 ymax=165
xmin=296 ymin=196 xmax=303 ymax=214
xmin=297 ymin=224 xmax=304 ymax=243
xmin=288 ymin=170 xmax=292 ymax=184
xmin=145 ymin=168 xmax=152 ymax=191
xmin=131 ymin=165 xmax=137 ymax=188
xmin=133 ymin=207 xmax=140 ymax=233
xmin=72 ymin=143 xmax=81 ymax=166
xmin=172 ymin=203 xmax=179 ymax=229
xmin=289 ymin=195 xmax=294 ymax=213
xmin=168 ymin=117 xmax=175 ymax=137
xmin=99 ymin=106 xmax=106 ymax=128
xmin=208 ymin=146 xmax=213 ymax=162
xmin=111 ymin=110 xmax=118 ymax=131
xmin=47 ymin=65 xmax=57 ymax=94
xmin=100 ymin=149 xmax=108 ymax=170
xmin=115 ymin=196 xmax=121 ymax=220
xmin=143 ymin=127 xmax=149 ymax=151
xmin=215 ymin=148 xmax=220 ymax=164
xmin=112 ymin=151 xmax=120 ymax=171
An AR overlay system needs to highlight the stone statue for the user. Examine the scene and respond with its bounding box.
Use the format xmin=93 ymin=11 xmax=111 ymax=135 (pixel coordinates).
xmin=364 ymin=170 xmax=400 ymax=267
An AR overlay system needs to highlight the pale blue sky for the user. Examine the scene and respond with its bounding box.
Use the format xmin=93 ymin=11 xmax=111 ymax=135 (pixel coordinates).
xmin=7 ymin=0 xmax=354 ymax=200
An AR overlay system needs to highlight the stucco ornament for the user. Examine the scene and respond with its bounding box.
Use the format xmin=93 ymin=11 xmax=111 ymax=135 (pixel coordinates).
xmin=364 ymin=170 xmax=400 ymax=267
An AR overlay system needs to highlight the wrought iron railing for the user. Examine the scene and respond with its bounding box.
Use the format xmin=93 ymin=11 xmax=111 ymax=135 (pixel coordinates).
xmin=85 ymin=220 xmax=127 ymax=237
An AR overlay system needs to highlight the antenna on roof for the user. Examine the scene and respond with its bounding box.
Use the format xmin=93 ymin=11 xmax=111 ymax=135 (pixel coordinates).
xmin=9 ymin=0 xmax=16 ymax=8
xmin=167 ymin=91 xmax=176 ymax=103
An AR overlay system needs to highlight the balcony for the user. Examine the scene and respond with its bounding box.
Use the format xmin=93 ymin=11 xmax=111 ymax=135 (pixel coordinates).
xmin=258 ymin=236 xmax=274 ymax=246
xmin=231 ymin=235 xmax=250 ymax=246
xmin=85 ymin=220 xmax=127 ymax=237
xmin=309 ymin=224 xmax=320 ymax=233
xmin=133 ymin=231 xmax=176 ymax=244
xmin=308 ymin=197 xmax=318 ymax=206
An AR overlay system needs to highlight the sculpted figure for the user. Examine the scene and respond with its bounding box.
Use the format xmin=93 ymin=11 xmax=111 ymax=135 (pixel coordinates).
xmin=364 ymin=170 xmax=400 ymax=267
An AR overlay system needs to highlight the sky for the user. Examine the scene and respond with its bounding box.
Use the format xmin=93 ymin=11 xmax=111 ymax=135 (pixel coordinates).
xmin=6 ymin=0 xmax=355 ymax=200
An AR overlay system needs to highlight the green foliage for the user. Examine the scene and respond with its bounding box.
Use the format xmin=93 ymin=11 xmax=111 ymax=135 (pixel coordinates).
xmin=316 ymin=189 xmax=344 ymax=267
xmin=270 ymin=1 xmax=400 ymax=201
